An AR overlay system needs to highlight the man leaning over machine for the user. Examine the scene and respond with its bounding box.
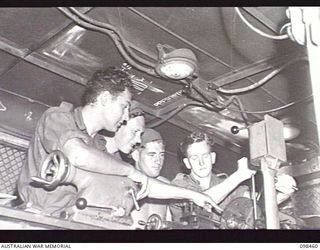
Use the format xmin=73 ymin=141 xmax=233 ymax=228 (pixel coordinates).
xmin=102 ymin=112 xmax=222 ymax=226
xmin=17 ymin=68 xmax=220 ymax=221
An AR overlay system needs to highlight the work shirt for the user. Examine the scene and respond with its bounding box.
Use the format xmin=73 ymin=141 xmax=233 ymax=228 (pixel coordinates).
xmin=170 ymin=172 xmax=248 ymax=222
xmin=17 ymin=102 xmax=107 ymax=216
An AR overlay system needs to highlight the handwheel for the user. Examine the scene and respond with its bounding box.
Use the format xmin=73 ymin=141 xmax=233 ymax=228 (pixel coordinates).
xmin=145 ymin=214 xmax=163 ymax=230
xmin=32 ymin=150 xmax=69 ymax=190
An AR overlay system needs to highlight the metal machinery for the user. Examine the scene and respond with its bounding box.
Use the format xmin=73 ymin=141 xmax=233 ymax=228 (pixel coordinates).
xmin=31 ymin=151 xmax=140 ymax=229
xmin=31 ymin=151 xmax=263 ymax=229
xmin=139 ymin=198 xmax=264 ymax=230
xmin=0 ymin=7 xmax=319 ymax=230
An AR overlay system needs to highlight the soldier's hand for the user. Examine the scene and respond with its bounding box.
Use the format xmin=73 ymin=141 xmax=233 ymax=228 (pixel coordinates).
xmin=128 ymin=169 xmax=149 ymax=200
xmin=192 ymin=192 xmax=223 ymax=214
xmin=236 ymin=157 xmax=256 ymax=181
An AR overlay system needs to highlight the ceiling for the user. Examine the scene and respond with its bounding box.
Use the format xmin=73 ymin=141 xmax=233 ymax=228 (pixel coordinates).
xmin=0 ymin=7 xmax=317 ymax=164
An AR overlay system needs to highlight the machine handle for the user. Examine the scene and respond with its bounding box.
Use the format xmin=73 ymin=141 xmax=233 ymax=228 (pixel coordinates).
xmin=75 ymin=197 xmax=126 ymax=217
xmin=31 ymin=150 xmax=69 ymax=190
xmin=128 ymin=188 xmax=140 ymax=211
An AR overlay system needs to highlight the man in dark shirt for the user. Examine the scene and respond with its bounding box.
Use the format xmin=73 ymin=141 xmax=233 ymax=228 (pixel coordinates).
xmin=17 ymin=67 xmax=147 ymax=216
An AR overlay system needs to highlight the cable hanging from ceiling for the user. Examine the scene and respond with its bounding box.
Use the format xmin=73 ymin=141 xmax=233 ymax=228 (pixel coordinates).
xmin=147 ymin=88 xmax=250 ymax=128
xmin=216 ymin=57 xmax=308 ymax=94
xmin=226 ymin=94 xmax=313 ymax=114
xmin=149 ymin=91 xmax=313 ymax=128
xmin=57 ymin=7 xmax=157 ymax=77
xmin=235 ymin=7 xmax=290 ymax=40
xmin=68 ymin=7 xmax=156 ymax=68
xmin=147 ymin=101 xmax=221 ymax=128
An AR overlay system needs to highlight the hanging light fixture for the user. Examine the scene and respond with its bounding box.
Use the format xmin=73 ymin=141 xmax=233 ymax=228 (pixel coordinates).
xmin=155 ymin=44 xmax=198 ymax=80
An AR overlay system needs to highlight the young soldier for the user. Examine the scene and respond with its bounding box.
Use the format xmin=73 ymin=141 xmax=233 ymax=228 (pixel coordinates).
xmin=130 ymin=129 xmax=171 ymax=228
xmin=105 ymin=121 xmax=222 ymax=223
xmin=170 ymin=131 xmax=255 ymax=222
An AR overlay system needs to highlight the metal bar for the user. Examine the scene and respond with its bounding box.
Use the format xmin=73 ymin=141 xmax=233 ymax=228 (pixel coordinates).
xmin=0 ymin=88 xmax=50 ymax=108
xmin=208 ymin=52 xmax=306 ymax=89
xmin=127 ymin=7 xmax=233 ymax=69
xmin=303 ymin=7 xmax=320 ymax=146
xmin=251 ymin=174 xmax=258 ymax=223
xmin=0 ymin=36 xmax=30 ymax=58
xmin=242 ymin=7 xmax=281 ymax=34
xmin=26 ymin=54 xmax=87 ymax=85
xmin=0 ymin=39 xmax=87 ymax=87
xmin=0 ymin=131 xmax=29 ymax=149
xmin=260 ymin=157 xmax=280 ymax=229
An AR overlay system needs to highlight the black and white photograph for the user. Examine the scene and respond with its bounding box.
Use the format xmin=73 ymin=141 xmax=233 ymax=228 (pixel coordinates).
xmin=0 ymin=5 xmax=318 ymax=242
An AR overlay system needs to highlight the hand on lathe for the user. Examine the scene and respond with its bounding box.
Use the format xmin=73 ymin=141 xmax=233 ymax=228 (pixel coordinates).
xmin=192 ymin=192 xmax=223 ymax=214
xmin=128 ymin=169 xmax=149 ymax=200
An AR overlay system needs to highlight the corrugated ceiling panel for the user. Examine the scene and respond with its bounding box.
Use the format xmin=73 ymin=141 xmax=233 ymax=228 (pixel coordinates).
xmin=0 ymin=8 xmax=67 ymax=51
xmin=0 ymin=51 xmax=19 ymax=76
xmin=0 ymin=61 xmax=85 ymax=107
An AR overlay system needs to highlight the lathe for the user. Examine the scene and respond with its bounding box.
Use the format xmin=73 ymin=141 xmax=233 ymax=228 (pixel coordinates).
xmin=31 ymin=150 xmax=139 ymax=229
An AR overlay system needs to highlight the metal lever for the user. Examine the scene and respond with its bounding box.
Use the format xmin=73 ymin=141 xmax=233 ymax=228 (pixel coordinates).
xmin=231 ymin=125 xmax=248 ymax=134
xmin=128 ymin=188 xmax=140 ymax=211
xmin=251 ymin=174 xmax=258 ymax=229
xmin=75 ymin=198 xmax=125 ymax=217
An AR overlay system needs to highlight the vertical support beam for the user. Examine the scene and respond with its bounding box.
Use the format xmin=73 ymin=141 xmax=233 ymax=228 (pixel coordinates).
xmin=260 ymin=157 xmax=280 ymax=229
xmin=287 ymin=7 xmax=320 ymax=144
xmin=303 ymin=7 xmax=320 ymax=144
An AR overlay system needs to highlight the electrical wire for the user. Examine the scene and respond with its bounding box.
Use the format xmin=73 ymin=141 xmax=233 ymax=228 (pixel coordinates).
xmin=226 ymin=95 xmax=313 ymax=114
xmin=235 ymin=7 xmax=289 ymax=40
xmin=184 ymin=78 xmax=250 ymax=124
xmin=147 ymin=101 xmax=217 ymax=128
xmin=68 ymin=7 xmax=156 ymax=68
xmin=217 ymin=57 xmax=308 ymax=94
xmin=231 ymin=96 xmax=249 ymax=125
xmin=57 ymin=8 xmax=157 ymax=77
xmin=192 ymin=85 xmax=225 ymax=109
xmin=184 ymin=79 xmax=226 ymax=110
xmin=279 ymin=22 xmax=291 ymax=34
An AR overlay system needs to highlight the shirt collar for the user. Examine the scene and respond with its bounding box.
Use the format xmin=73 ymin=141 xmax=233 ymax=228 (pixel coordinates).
xmin=73 ymin=107 xmax=86 ymax=131
xmin=188 ymin=173 xmax=217 ymax=190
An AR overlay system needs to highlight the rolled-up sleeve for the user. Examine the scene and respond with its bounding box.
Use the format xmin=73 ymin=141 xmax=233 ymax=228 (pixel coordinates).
xmin=39 ymin=110 xmax=89 ymax=152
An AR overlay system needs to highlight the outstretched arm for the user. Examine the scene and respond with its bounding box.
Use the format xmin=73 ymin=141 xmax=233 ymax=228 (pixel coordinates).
xmin=145 ymin=178 xmax=223 ymax=213
xmin=63 ymin=138 xmax=147 ymax=186
xmin=204 ymin=157 xmax=256 ymax=203
xmin=41 ymin=110 xmax=144 ymax=181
